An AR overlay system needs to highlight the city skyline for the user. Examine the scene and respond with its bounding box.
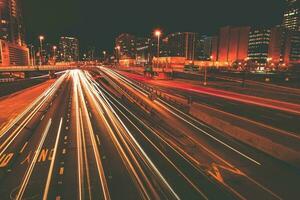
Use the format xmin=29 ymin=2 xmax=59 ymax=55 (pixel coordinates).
xmin=23 ymin=0 xmax=286 ymax=52
xmin=1 ymin=1 xmax=300 ymax=199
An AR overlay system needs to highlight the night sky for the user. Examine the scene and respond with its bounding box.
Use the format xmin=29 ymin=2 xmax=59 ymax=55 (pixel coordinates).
xmin=23 ymin=0 xmax=286 ymax=54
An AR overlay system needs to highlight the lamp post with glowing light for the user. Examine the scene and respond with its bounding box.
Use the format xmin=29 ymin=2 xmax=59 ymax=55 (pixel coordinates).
xmin=28 ymin=44 xmax=35 ymax=66
xmin=103 ymin=51 xmax=106 ymax=63
xmin=266 ymin=57 xmax=272 ymax=72
xmin=39 ymin=35 xmax=44 ymax=66
xmin=242 ymin=57 xmax=250 ymax=87
xmin=53 ymin=46 xmax=57 ymax=64
xmin=115 ymin=46 xmax=120 ymax=65
xmin=154 ymin=30 xmax=161 ymax=58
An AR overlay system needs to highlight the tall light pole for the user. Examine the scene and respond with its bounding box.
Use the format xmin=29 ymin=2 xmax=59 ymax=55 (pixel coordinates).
xmin=266 ymin=57 xmax=272 ymax=72
xmin=103 ymin=51 xmax=106 ymax=63
xmin=116 ymin=46 xmax=120 ymax=65
xmin=29 ymin=44 xmax=34 ymax=66
xmin=203 ymin=55 xmax=213 ymax=86
xmin=242 ymin=57 xmax=250 ymax=87
xmin=53 ymin=46 xmax=57 ymax=64
xmin=39 ymin=35 xmax=44 ymax=66
xmin=154 ymin=30 xmax=161 ymax=58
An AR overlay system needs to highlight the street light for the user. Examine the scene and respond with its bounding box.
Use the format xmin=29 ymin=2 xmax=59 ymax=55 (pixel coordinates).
xmin=39 ymin=35 xmax=44 ymax=66
xmin=266 ymin=57 xmax=272 ymax=73
xmin=203 ymin=55 xmax=214 ymax=86
xmin=28 ymin=44 xmax=35 ymax=66
xmin=242 ymin=57 xmax=250 ymax=87
xmin=53 ymin=46 xmax=57 ymax=64
xmin=154 ymin=30 xmax=161 ymax=58
xmin=103 ymin=51 xmax=106 ymax=62
xmin=115 ymin=46 xmax=120 ymax=65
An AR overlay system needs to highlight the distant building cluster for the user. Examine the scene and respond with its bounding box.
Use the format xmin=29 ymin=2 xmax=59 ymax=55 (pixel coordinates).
xmin=35 ymin=36 xmax=80 ymax=65
xmin=0 ymin=0 xmax=80 ymax=67
xmin=115 ymin=0 xmax=300 ymax=70
xmin=0 ymin=0 xmax=29 ymax=66
xmin=58 ymin=37 xmax=79 ymax=62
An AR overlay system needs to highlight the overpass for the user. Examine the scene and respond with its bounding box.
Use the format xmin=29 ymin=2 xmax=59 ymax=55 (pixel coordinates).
xmin=0 ymin=65 xmax=80 ymax=72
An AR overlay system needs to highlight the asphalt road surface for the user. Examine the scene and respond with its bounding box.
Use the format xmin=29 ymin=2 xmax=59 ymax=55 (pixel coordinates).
xmin=0 ymin=68 xmax=299 ymax=200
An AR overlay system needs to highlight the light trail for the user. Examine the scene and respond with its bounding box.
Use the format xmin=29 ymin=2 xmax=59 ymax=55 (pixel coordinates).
xmin=0 ymin=72 xmax=68 ymax=138
xmin=16 ymin=119 xmax=52 ymax=200
xmin=72 ymin=70 xmax=111 ymax=200
xmin=102 ymin=68 xmax=284 ymax=200
xmin=80 ymin=71 xmax=153 ymax=200
xmin=43 ymin=117 xmax=63 ymax=200
xmin=81 ymin=71 xmax=180 ymax=200
xmin=0 ymin=73 xmax=67 ymax=159
xmin=104 ymin=68 xmax=261 ymax=165
xmin=77 ymin=70 xmax=111 ymax=200
xmin=96 ymin=81 xmax=209 ymax=199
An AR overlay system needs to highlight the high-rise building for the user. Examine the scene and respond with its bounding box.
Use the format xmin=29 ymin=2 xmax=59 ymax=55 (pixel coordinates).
xmin=283 ymin=0 xmax=300 ymax=31
xmin=281 ymin=0 xmax=300 ymax=67
xmin=115 ymin=33 xmax=136 ymax=59
xmin=217 ymin=26 xmax=250 ymax=63
xmin=0 ymin=0 xmax=25 ymax=45
xmin=268 ymin=26 xmax=288 ymax=65
xmin=163 ymin=32 xmax=198 ymax=60
xmin=286 ymin=31 xmax=300 ymax=63
xmin=135 ymin=37 xmax=151 ymax=65
xmin=248 ymin=27 xmax=271 ymax=63
xmin=0 ymin=40 xmax=29 ymax=65
xmin=59 ymin=37 xmax=79 ymax=62
xmin=0 ymin=0 xmax=28 ymax=66
xmin=195 ymin=35 xmax=217 ymax=61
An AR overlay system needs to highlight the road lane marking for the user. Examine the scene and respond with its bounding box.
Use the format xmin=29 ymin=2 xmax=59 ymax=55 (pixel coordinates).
xmin=62 ymin=148 xmax=66 ymax=154
xmin=96 ymin=134 xmax=101 ymax=145
xmin=16 ymin=119 xmax=52 ymax=200
xmin=19 ymin=142 xmax=28 ymax=153
xmin=38 ymin=149 xmax=49 ymax=162
xmin=0 ymin=153 xmax=14 ymax=167
xmin=43 ymin=117 xmax=63 ymax=200
xmin=59 ymin=167 xmax=64 ymax=175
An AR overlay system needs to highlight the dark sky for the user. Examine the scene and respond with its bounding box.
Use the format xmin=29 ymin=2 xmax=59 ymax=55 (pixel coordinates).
xmin=22 ymin=0 xmax=285 ymax=54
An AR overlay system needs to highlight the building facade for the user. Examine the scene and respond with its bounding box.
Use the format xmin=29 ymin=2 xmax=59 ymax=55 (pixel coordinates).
xmin=59 ymin=37 xmax=79 ymax=62
xmin=282 ymin=0 xmax=300 ymax=67
xmin=0 ymin=0 xmax=25 ymax=45
xmin=268 ymin=26 xmax=288 ymax=65
xmin=162 ymin=32 xmax=199 ymax=60
xmin=248 ymin=27 xmax=271 ymax=63
xmin=217 ymin=26 xmax=250 ymax=64
xmin=283 ymin=0 xmax=300 ymax=31
xmin=0 ymin=40 xmax=29 ymax=66
xmin=115 ymin=33 xmax=136 ymax=59
xmin=0 ymin=0 xmax=28 ymax=66
xmin=135 ymin=37 xmax=151 ymax=65
xmin=286 ymin=31 xmax=300 ymax=63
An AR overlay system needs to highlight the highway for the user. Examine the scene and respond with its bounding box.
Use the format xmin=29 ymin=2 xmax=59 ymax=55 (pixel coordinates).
xmin=118 ymin=71 xmax=300 ymax=134
xmin=100 ymin=67 xmax=300 ymax=199
xmin=0 ymin=68 xmax=299 ymax=199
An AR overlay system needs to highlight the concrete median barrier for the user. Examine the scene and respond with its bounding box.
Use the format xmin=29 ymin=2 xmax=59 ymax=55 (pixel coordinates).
xmin=190 ymin=103 xmax=300 ymax=168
